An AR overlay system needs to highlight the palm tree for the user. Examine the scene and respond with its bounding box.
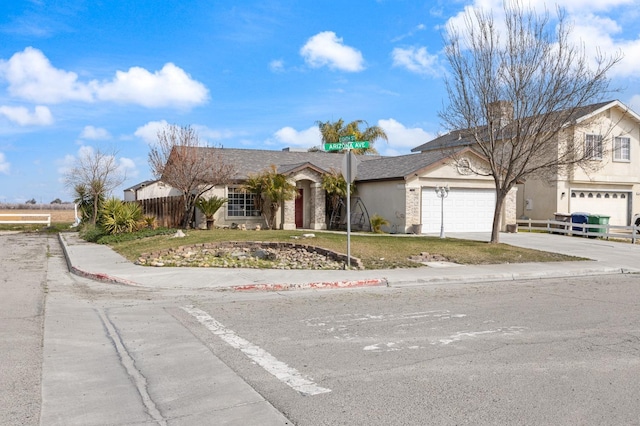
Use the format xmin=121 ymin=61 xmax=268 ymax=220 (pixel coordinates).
xmin=316 ymin=119 xmax=388 ymax=154
xmin=321 ymin=169 xmax=355 ymax=223
xmin=196 ymin=196 xmax=228 ymax=229
xmin=242 ymin=165 xmax=298 ymax=230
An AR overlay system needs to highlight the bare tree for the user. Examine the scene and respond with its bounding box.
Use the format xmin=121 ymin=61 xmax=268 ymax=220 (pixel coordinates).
xmin=440 ymin=1 xmax=622 ymax=243
xmin=64 ymin=147 xmax=125 ymax=225
xmin=148 ymin=124 xmax=235 ymax=228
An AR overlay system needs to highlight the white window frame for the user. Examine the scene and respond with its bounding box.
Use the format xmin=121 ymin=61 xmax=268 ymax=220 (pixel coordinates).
xmin=226 ymin=187 xmax=261 ymax=218
xmin=613 ymin=136 xmax=630 ymax=162
xmin=585 ymin=134 xmax=603 ymax=160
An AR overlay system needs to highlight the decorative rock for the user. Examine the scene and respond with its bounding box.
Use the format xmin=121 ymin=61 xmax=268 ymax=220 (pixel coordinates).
xmin=137 ymin=241 xmax=363 ymax=270
xmin=172 ymin=230 xmax=186 ymax=238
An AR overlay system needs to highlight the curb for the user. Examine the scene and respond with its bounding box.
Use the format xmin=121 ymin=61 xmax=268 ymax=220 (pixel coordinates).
xmin=58 ymin=233 xmax=141 ymax=286
xmin=386 ymin=267 xmax=630 ymax=287
xmin=231 ymin=278 xmax=388 ymax=291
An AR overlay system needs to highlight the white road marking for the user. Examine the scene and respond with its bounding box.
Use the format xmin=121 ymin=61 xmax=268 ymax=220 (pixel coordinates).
xmin=435 ymin=326 xmax=527 ymax=345
xmin=182 ymin=306 xmax=331 ymax=396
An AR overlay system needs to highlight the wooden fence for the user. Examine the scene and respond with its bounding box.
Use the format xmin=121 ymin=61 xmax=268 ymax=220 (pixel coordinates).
xmin=132 ymin=196 xmax=185 ymax=228
xmin=516 ymin=218 xmax=639 ymax=244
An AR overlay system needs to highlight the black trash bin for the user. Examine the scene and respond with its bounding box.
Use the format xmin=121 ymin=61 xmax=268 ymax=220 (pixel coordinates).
xmin=571 ymin=212 xmax=589 ymax=234
xmin=553 ymin=212 xmax=572 ymax=234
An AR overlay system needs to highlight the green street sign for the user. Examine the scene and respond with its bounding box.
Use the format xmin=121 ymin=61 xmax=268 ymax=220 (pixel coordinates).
xmin=349 ymin=141 xmax=369 ymax=150
xmin=324 ymin=141 xmax=370 ymax=151
xmin=339 ymin=135 xmax=356 ymax=143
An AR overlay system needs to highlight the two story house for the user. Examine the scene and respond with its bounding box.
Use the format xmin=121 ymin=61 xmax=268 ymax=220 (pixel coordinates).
xmin=412 ymin=100 xmax=640 ymax=227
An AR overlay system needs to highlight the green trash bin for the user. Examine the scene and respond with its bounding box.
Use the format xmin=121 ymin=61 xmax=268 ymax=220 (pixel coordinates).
xmin=587 ymin=214 xmax=610 ymax=236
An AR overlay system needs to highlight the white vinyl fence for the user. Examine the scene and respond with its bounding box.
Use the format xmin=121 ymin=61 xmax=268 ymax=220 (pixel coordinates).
xmin=0 ymin=213 xmax=51 ymax=226
xmin=516 ymin=218 xmax=639 ymax=244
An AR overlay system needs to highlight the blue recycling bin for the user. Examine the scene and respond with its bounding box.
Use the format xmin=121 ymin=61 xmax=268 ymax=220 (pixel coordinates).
xmin=571 ymin=212 xmax=589 ymax=233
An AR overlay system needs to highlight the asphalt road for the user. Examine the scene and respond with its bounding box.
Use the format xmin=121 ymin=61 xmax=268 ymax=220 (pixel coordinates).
xmin=0 ymin=232 xmax=48 ymax=426
xmin=193 ymin=277 xmax=640 ymax=425
xmin=2 ymin=232 xmax=640 ymax=425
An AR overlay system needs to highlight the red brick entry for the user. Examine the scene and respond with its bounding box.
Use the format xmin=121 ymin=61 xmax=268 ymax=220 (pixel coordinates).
xmin=295 ymin=188 xmax=303 ymax=228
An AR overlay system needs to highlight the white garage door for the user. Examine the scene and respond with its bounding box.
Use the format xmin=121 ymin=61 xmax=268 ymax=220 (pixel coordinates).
xmin=570 ymin=190 xmax=629 ymax=226
xmin=421 ymin=188 xmax=496 ymax=233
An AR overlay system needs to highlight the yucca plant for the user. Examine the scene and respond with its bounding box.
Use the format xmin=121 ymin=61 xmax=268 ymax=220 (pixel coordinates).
xmin=100 ymin=198 xmax=143 ymax=235
xmin=142 ymin=215 xmax=157 ymax=229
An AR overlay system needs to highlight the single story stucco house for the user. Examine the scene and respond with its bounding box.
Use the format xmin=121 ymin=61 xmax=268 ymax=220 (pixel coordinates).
xmin=131 ymin=146 xmax=516 ymax=234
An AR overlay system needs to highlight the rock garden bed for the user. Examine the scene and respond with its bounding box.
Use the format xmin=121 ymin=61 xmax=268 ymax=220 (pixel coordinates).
xmin=135 ymin=241 xmax=364 ymax=270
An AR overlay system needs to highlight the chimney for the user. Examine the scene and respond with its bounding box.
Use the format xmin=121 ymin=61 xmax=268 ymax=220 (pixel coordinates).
xmin=488 ymin=101 xmax=513 ymax=128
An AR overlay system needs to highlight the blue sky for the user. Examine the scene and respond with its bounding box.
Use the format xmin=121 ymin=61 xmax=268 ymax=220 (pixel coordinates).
xmin=1 ymin=0 xmax=639 ymax=203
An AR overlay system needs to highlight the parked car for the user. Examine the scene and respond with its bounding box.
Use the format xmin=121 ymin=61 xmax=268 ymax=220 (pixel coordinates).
xmin=634 ymin=214 xmax=640 ymax=234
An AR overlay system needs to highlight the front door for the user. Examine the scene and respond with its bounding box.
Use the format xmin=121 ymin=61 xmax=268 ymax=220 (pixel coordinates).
xmin=295 ymin=188 xmax=304 ymax=228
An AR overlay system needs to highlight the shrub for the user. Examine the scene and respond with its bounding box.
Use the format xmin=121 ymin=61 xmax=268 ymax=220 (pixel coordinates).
xmin=142 ymin=215 xmax=157 ymax=229
xmin=100 ymin=198 xmax=143 ymax=235
xmin=370 ymin=214 xmax=390 ymax=233
xmin=79 ymin=223 xmax=106 ymax=242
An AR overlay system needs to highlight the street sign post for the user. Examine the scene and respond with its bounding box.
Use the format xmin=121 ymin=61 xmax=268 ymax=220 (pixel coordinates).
xmin=323 ymin=137 xmax=369 ymax=268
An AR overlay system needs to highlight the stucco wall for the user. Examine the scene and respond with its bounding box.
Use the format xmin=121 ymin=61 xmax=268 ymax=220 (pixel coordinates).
xmin=570 ymin=110 xmax=640 ymax=184
xmin=521 ymin=106 xmax=640 ymax=224
xmin=357 ymin=180 xmax=407 ymax=233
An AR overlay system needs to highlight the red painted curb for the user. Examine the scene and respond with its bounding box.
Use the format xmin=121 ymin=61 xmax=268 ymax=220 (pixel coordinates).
xmin=232 ymin=278 xmax=388 ymax=291
xmin=70 ymin=266 xmax=141 ymax=287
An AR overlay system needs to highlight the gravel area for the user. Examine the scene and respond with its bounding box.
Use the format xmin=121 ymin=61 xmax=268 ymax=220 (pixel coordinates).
xmin=136 ymin=242 xmax=363 ymax=270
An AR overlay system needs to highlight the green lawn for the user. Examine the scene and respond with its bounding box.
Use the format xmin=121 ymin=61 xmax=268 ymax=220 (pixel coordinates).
xmin=104 ymin=228 xmax=580 ymax=270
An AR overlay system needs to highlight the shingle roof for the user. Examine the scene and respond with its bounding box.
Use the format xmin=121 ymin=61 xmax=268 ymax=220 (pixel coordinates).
xmin=179 ymin=147 xmax=455 ymax=183
xmin=411 ymin=100 xmax=618 ymax=153
xmin=124 ymin=179 xmax=158 ymax=192
xmin=192 ymin=147 xmax=379 ymax=180
xmin=356 ymin=150 xmax=456 ymax=182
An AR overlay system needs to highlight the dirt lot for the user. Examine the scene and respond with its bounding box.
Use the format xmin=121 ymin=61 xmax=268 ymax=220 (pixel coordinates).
xmin=0 ymin=209 xmax=76 ymax=223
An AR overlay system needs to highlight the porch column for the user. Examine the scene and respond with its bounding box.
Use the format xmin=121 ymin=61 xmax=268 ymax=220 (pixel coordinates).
xmin=310 ymin=182 xmax=327 ymax=230
xmin=282 ymin=198 xmax=296 ymax=230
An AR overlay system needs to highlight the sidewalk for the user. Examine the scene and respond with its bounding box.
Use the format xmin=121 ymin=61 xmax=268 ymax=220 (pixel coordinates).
xmin=58 ymin=231 xmax=640 ymax=291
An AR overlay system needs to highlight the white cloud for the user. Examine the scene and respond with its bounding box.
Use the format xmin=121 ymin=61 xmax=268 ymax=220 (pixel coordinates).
xmin=569 ymin=14 xmax=640 ymax=78
xmin=629 ymin=95 xmax=640 ymax=113
xmin=0 ymin=47 xmax=208 ymax=108
xmin=134 ymin=120 xmax=169 ymax=145
xmin=273 ymin=126 xmax=321 ymax=147
xmin=0 ymin=47 xmax=93 ymax=103
xmin=134 ymin=121 xmax=239 ymax=147
xmin=0 ymin=105 xmax=53 ymax=126
xmin=118 ymin=157 xmax=138 ymax=179
xmin=443 ymin=1 xmax=640 ymax=80
xmin=392 ymin=46 xmax=443 ymax=77
xmin=377 ymin=118 xmax=434 ymax=153
xmin=300 ymin=31 xmax=365 ymax=72
xmin=93 ymin=63 xmax=209 ymax=108
xmin=391 ymin=23 xmax=427 ymax=43
xmin=269 ymin=59 xmax=285 ymax=73
xmin=80 ymin=125 xmax=111 ymax=140
xmin=193 ymin=125 xmax=241 ymax=143
xmin=0 ymin=152 xmax=10 ymax=174
xmin=525 ymin=0 xmax=635 ymax=13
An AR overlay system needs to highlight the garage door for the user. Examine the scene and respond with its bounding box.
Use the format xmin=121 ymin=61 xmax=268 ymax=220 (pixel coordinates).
xmin=421 ymin=188 xmax=496 ymax=233
xmin=570 ymin=190 xmax=629 ymax=226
